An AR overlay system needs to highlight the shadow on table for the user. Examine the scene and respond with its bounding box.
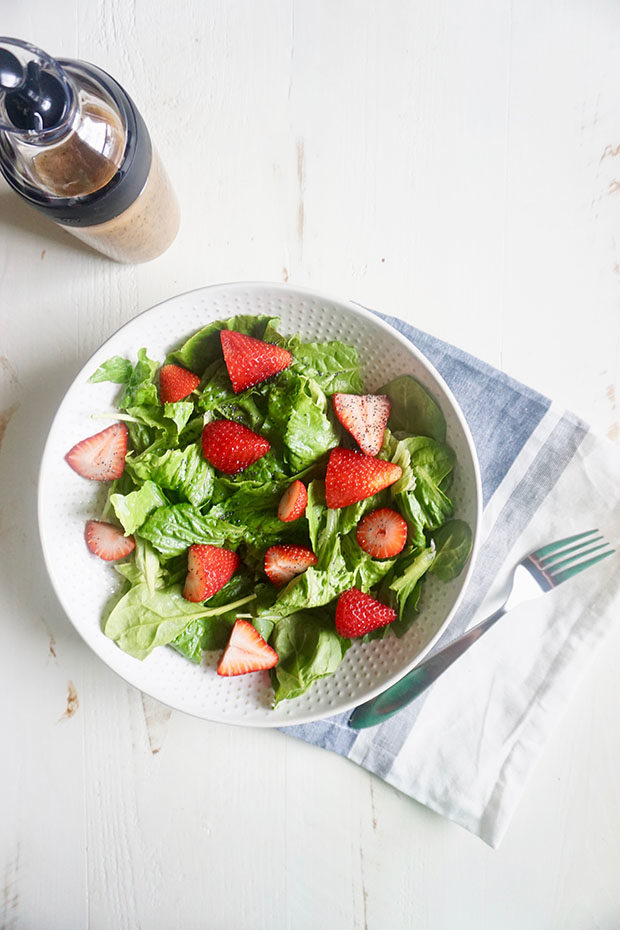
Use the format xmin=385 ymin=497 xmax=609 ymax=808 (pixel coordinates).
xmin=0 ymin=186 xmax=108 ymax=263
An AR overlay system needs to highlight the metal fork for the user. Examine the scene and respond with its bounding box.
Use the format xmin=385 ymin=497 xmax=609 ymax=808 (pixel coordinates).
xmin=349 ymin=529 xmax=615 ymax=730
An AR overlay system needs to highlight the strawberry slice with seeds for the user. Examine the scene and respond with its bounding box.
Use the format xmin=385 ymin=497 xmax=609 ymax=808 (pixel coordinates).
xmin=335 ymin=588 xmax=397 ymax=638
xmin=333 ymin=393 xmax=390 ymax=456
xmin=65 ymin=422 xmax=128 ymax=481
xmin=85 ymin=520 xmax=136 ymax=561
xmin=264 ymin=544 xmax=318 ymax=587
xmin=159 ymin=363 xmax=200 ymax=403
xmin=277 ymin=480 xmax=308 ymax=522
xmin=356 ymin=507 xmax=408 ymax=559
xmin=220 ymin=330 xmax=292 ymax=393
xmin=201 ymin=419 xmax=270 ymax=474
xmin=183 ymin=544 xmax=240 ymax=602
xmin=217 ymin=619 xmax=279 ymax=676
xmin=325 ymin=447 xmax=402 ymax=509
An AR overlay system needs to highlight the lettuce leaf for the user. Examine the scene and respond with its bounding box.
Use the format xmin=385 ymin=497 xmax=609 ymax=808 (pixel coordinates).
xmin=115 ymin=537 xmax=163 ymax=596
xmin=282 ymin=378 xmax=339 ymax=471
xmin=118 ymin=348 xmax=160 ymax=411
xmin=89 ymin=355 xmax=133 ymax=384
xmin=110 ymin=480 xmax=168 ymax=535
xmin=126 ymin=444 xmax=214 ymax=508
xmin=139 ymin=503 xmax=245 ymax=558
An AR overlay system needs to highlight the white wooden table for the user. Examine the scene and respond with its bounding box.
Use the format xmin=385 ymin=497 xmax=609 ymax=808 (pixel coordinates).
xmin=2 ymin=2 xmax=620 ymax=927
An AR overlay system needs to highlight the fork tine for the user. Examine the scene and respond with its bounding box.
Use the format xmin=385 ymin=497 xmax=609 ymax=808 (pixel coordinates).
xmin=550 ymin=548 xmax=615 ymax=585
xmin=539 ymin=535 xmax=604 ymax=568
xmin=534 ymin=528 xmax=598 ymax=560
xmin=542 ymin=541 xmax=608 ymax=573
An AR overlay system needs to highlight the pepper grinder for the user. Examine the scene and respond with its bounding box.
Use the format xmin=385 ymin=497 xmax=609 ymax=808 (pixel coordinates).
xmin=0 ymin=37 xmax=179 ymax=263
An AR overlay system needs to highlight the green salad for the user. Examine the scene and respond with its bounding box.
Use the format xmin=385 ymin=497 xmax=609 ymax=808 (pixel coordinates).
xmin=77 ymin=313 xmax=472 ymax=704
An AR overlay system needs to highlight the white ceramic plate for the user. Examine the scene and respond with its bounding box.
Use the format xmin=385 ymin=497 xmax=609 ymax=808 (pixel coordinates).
xmin=38 ymin=282 xmax=482 ymax=726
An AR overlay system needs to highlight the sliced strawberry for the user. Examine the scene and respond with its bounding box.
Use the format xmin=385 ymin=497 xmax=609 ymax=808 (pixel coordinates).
xmin=324 ymin=447 xmax=402 ymax=509
xmin=217 ymin=619 xmax=279 ymax=676
xmin=277 ymin=480 xmax=308 ymax=522
xmin=333 ymin=393 xmax=390 ymax=456
xmin=335 ymin=588 xmax=397 ymax=638
xmin=264 ymin=544 xmax=318 ymax=587
xmin=220 ymin=330 xmax=292 ymax=393
xmin=201 ymin=419 xmax=270 ymax=474
xmin=85 ymin=520 xmax=136 ymax=561
xmin=159 ymin=363 xmax=200 ymax=403
xmin=183 ymin=544 xmax=240 ymax=602
xmin=65 ymin=422 xmax=128 ymax=481
xmin=356 ymin=507 xmax=408 ymax=559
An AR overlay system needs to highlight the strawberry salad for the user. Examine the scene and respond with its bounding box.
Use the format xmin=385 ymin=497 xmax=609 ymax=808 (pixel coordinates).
xmin=64 ymin=314 xmax=472 ymax=703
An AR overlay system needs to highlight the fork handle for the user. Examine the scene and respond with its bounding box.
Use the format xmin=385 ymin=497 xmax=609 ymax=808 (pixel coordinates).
xmin=348 ymin=606 xmax=507 ymax=729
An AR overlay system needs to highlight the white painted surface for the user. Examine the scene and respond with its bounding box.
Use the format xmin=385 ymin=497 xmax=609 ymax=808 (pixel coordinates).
xmin=1 ymin=2 xmax=619 ymax=928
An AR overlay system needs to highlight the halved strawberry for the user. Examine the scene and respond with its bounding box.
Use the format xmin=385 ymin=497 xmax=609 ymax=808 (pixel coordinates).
xmin=85 ymin=520 xmax=136 ymax=561
xmin=333 ymin=393 xmax=390 ymax=456
xmin=183 ymin=544 xmax=240 ymax=602
xmin=201 ymin=419 xmax=270 ymax=474
xmin=65 ymin=422 xmax=128 ymax=481
xmin=217 ymin=619 xmax=279 ymax=676
xmin=335 ymin=588 xmax=397 ymax=638
xmin=220 ymin=330 xmax=292 ymax=393
xmin=324 ymin=447 xmax=402 ymax=509
xmin=159 ymin=363 xmax=200 ymax=403
xmin=356 ymin=507 xmax=408 ymax=559
xmin=277 ymin=480 xmax=308 ymax=522
xmin=264 ymin=544 xmax=318 ymax=587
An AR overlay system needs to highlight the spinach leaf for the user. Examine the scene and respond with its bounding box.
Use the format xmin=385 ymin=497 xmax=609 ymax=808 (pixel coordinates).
xmin=110 ymin=480 xmax=169 ymax=535
xmin=430 ymin=520 xmax=473 ymax=581
xmin=126 ymin=443 xmax=214 ymax=508
xmin=381 ymin=374 xmax=446 ymax=442
xmin=139 ymin=503 xmax=245 ymax=558
xmin=169 ymin=618 xmax=206 ymax=663
xmin=169 ymin=571 xmax=258 ymax=659
xmin=166 ymin=315 xmax=280 ymax=374
xmin=197 ymin=360 xmax=266 ymax=431
xmin=290 ymin=340 xmax=365 ymax=394
xmin=104 ymin=583 xmax=256 ymax=659
xmin=270 ymin=609 xmax=351 ymax=704
xmin=89 ymin=355 xmax=133 ymax=384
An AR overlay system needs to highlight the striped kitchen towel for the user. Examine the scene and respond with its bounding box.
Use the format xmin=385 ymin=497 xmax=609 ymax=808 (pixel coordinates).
xmin=283 ymin=311 xmax=620 ymax=847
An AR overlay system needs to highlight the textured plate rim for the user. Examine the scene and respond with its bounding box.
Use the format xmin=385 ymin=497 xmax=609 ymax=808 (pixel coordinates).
xmin=37 ymin=281 xmax=482 ymax=727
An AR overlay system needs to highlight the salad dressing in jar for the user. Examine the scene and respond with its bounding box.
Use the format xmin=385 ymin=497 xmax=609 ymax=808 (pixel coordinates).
xmin=0 ymin=37 xmax=179 ymax=263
